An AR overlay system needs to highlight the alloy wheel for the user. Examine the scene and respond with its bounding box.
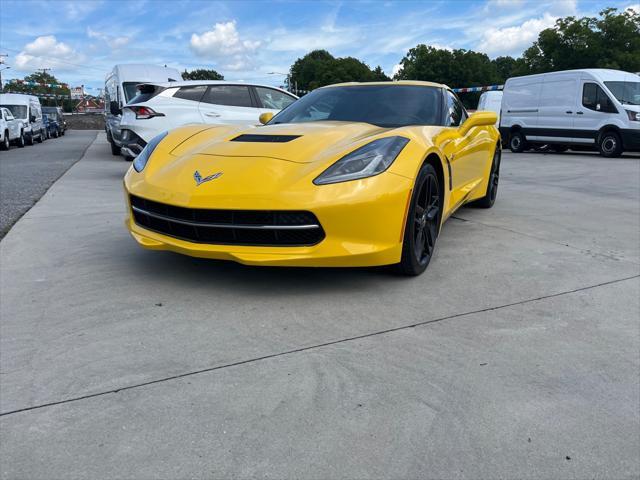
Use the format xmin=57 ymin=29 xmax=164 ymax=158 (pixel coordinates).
xmin=413 ymin=173 xmax=440 ymax=264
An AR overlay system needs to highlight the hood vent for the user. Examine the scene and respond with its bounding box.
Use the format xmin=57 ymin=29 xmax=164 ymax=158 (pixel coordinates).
xmin=230 ymin=134 xmax=301 ymax=143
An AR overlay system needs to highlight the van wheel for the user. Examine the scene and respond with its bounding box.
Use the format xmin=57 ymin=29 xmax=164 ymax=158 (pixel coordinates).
xmin=1 ymin=132 xmax=9 ymax=150
xmin=16 ymin=131 xmax=25 ymax=148
xmin=598 ymin=131 xmax=622 ymax=158
xmin=110 ymin=142 xmax=121 ymax=155
xmin=509 ymin=132 xmax=527 ymax=153
xmin=37 ymin=130 xmax=44 ymax=143
xmin=26 ymin=133 xmax=34 ymax=146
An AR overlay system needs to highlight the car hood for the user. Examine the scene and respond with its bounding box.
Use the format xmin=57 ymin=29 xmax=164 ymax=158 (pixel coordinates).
xmin=169 ymin=121 xmax=395 ymax=164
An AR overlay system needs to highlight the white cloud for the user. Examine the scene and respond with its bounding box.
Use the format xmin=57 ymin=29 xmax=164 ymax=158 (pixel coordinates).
xmin=87 ymin=27 xmax=131 ymax=49
xmin=14 ymin=35 xmax=85 ymax=72
xmin=626 ymin=3 xmax=640 ymax=12
xmin=477 ymin=13 xmax=557 ymax=56
xmin=392 ymin=64 xmax=403 ymax=77
xmin=190 ymin=21 xmax=259 ymax=70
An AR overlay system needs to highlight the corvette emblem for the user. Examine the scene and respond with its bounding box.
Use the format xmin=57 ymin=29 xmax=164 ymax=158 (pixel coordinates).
xmin=194 ymin=170 xmax=223 ymax=186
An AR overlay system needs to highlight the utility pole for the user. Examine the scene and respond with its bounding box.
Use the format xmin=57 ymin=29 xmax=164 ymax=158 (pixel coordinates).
xmin=0 ymin=54 xmax=8 ymax=91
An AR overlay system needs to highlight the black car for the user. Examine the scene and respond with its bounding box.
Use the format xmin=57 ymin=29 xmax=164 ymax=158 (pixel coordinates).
xmin=41 ymin=106 xmax=66 ymax=135
xmin=43 ymin=114 xmax=61 ymax=139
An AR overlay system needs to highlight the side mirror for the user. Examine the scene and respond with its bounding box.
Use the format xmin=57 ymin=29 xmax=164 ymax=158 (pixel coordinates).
xmin=29 ymin=115 xmax=36 ymax=123
xmin=459 ymin=111 xmax=497 ymax=136
xmin=110 ymin=101 xmax=121 ymax=116
xmin=259 ymin=112 xmax=274 ymax=125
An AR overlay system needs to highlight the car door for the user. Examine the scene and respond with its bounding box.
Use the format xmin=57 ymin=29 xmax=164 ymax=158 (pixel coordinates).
xmin=440 ymin=91 xmax=483 ymax=208
xmin=533 ymin=75 xmax=577 ymax=144
xmin=5 ymin=110 xmax=19 ymax=138
xmin=198 ymin=85 xmax=259 ymax=125
xmin=253 ymin=86 xmax=297 ymax=117
xmin=574 ymin=81 xmax=619 ymax=145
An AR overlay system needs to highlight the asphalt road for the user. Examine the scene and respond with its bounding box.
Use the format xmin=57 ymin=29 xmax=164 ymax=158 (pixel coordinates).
xmin=1 ymin=134 xmax=639 ymax=479
xmin=0 ymin=130 xmax=97 ymax=238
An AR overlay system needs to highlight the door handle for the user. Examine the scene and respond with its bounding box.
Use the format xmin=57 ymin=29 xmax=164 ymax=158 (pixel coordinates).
xmin=205 ymin=112 xmax=221 ymax=117
xmin=565 ymin=111 xmax=573 ymax=114
xmin=576 ymin=111 xmax=584 ymax=115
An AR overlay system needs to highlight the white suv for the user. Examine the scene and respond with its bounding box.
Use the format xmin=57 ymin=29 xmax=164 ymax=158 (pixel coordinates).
xmin=119 ymin=81 xmax=297 ymax=158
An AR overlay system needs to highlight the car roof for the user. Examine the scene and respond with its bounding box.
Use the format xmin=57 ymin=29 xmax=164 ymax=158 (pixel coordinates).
xmin=0 ymin=93 xmax=40 ymax=104
xmin=322 ymin=80 xmax=448 ymax=89
xmin=138 ymin=80 xmax=296 ymax=95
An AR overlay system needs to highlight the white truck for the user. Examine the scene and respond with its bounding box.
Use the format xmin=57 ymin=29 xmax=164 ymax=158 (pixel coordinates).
xmin=0 ymin=107 xmax=25 ymax=150
xmin=0 ymin=93 xmax=46 ymax=146
xmin=104 ymin=64 xmax=182 ymax=159
xmin=500 ymin=69 xmax=640 ymax=157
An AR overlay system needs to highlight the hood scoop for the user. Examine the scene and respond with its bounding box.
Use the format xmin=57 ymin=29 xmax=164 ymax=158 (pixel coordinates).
xmin=230 ymin=134 xmax=301 ymax=143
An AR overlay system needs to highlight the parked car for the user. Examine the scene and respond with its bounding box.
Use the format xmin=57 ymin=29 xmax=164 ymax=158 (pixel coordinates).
xmin=0 ymin=93 xmax=45 ymax=145
xmin=0 ymin=107 xmax=25 ymax=150
xmin=500 ymin=69 xmax=640 ymax=157
xmin=105 ymin=64 xmax=182 ymax=158
xmin=119 ymin=81 xmax=298 ymax=159
xmin=477 ymin=91 xmax=502 ymax=126
xmin=42 ymin=106 xmax=66 ymax=135
xmin=43 ymin=113 xmax=62 ymax=139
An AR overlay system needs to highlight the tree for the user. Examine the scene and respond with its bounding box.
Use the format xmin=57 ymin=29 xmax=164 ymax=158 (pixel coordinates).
xmin=3 ymin=71 xmax=72 ymax=108
xmin=290 ymin=50 xmax=390 ymax=92
xmin=522 ymin=8 xmax=640 ymax=73
xmin=182 ymin=68 xmax=224 ymax=80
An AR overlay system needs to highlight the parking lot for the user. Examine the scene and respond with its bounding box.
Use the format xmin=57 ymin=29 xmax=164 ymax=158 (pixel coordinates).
xmin=1 ymin=133 xmax=639 ymax=478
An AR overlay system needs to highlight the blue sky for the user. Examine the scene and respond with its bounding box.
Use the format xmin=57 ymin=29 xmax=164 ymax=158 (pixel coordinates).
xmin=0 ymin=0 xmax=636 ymax=93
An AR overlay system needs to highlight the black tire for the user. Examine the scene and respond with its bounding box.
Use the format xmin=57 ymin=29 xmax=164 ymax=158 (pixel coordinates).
xmin=37 ymin=130 xmax=44 ymax=143
xmin=396 ymin=163 xmax=442 ymax=276
xmin=598 ymin=131 xmax=622 ymax=158
xmin=509 ymin=131 xmax=527 ymax=153
xmin=551 ymin=145 xmax=568 ymax=153
xmin=1 ymin=132 xmax=9 ymax=150
xmin=473 ymin=146 xmax=501 ymax=209
xmin=26 ymin=132 xmax=34 ymax=146
xmin=53 ymin=129 xmax=59 ymax=138
xmin=16 ymin=131 xmax=25 ymax=148
xmin=110 ymin=139 xmax=121 ymax=156
xmin=123 ymin=155 xmax=134 ymax=162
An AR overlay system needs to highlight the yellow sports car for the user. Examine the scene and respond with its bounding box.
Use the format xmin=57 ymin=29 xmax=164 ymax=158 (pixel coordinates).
xmin=124 ymin=81 xmax=500 ymax=275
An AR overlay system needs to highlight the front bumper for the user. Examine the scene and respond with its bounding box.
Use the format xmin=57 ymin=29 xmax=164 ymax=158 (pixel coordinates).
xmin=620 ymin=129 xmax=640 ymax=152
xmin=124 ymin=171 xmax=413 ymax=267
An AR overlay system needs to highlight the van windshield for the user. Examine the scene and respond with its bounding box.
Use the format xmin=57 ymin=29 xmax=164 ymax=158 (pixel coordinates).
xmin=2 ymin=105 xmax=28 ymax=119
xmin=604 ymin=81 xmax=640 ymax=106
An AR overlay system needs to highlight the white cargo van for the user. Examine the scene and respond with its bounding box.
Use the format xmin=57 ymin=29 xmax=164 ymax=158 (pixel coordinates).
xmin=477 ymin=91 xmax=502 ymax=126
xmin=0 ymin=93 xmax=45 ymax=145
xmin=500 ymin=69 xmax=640 ymax=157
xmin=104 ymin=64 xmax=182 ymax=158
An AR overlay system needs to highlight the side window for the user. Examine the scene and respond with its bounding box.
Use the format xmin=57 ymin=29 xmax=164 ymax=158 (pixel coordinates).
xmin=173 ymin=85 xmax=207 ymax=102
xmin=6 ymin=110 xmax=14 ymax=120
xmin=202 ymin=86 xmax=253 ymax=107
xmin=445 ymin=91 xmax=465 ymax=126
xmin=255 ymin=87 xmax=296 ymax=110
xmin=582 ymin=83 xmax=617 ymax=113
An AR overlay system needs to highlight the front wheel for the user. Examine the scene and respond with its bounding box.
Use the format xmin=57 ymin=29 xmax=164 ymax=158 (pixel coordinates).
xmin=598 ymin=131 xmax=622 ymax=158
xmin=509 ymin=131 xmax=527 ymax=153
xmin=396 ymin=163 xmax=441 ymax=276
xmin=37 ymin=130 xmax=44 ymax=143
xmin=17 ymin=131 xmax=25 ymax=148
xmin=1 ymin=132 xmax=9 ymax=150
xmin=26 ymin=132 xmax=34 ymax=146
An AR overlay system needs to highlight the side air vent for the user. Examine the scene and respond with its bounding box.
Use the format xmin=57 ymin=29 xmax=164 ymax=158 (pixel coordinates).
xmin=230 ymin=134 xmax=301 ymax=143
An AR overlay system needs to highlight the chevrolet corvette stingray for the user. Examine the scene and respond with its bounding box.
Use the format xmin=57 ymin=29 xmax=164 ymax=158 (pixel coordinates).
xmin=124 ymin=81 xmax=500 ymax=275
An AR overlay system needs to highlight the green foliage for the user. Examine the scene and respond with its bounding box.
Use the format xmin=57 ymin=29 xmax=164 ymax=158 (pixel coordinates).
xmin=3 ymin=71 xmax=72 ymax=108
xmin=290 ymin=50 xmax=389 ymax=91
xmin=522 ymin=7 xmax=640 ymax=73
xmin=182 ymin=68 xmax=224 ymax=81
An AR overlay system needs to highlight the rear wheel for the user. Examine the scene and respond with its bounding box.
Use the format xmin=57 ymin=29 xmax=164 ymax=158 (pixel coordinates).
xmin=37 ymin=130 xmax=44 ymax=143
xmin=598 ymin=131 xmax=622 ymax=157
xmin=396 ymin=163 xmax=441 ymax=276
xmin=509 ymin=131 xmax=527 ymax=153
xmin=472 ymin=147 xmax=501 ymax=208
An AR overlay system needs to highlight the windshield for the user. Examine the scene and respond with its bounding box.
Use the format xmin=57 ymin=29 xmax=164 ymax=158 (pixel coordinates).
xmin=1 ymin=105 xmax=28 ymax=119
xmin=604 ymin=81 xmax=640 ymax=106
xmin=123 ymin=82 xmax=143 ymax=102
xmin=270 ymin=85 xmax=443 ymax=128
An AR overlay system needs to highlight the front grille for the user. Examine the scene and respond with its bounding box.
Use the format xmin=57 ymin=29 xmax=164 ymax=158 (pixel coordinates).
xmin=130 ymin=195 xmax=325 ymax=246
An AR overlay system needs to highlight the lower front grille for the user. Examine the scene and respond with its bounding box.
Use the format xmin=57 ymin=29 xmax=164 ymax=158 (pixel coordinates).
xmin=130 ymin=195 xmax=325 ymax=246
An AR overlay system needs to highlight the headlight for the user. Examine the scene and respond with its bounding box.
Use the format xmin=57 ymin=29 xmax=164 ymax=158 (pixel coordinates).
xmin=626 ymin=110 xmax=640 ymax=122
xmin=133 ymin=131 xmax=168 ymax=172
xmin=314 ymin=136 xmax=410 ymax=185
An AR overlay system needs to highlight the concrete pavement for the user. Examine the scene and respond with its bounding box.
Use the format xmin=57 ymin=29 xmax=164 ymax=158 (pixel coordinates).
xmin=1 ymin=134 xmax=638 ymax=479
xmin=0 ymin=130 xmax=98 ymax=238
